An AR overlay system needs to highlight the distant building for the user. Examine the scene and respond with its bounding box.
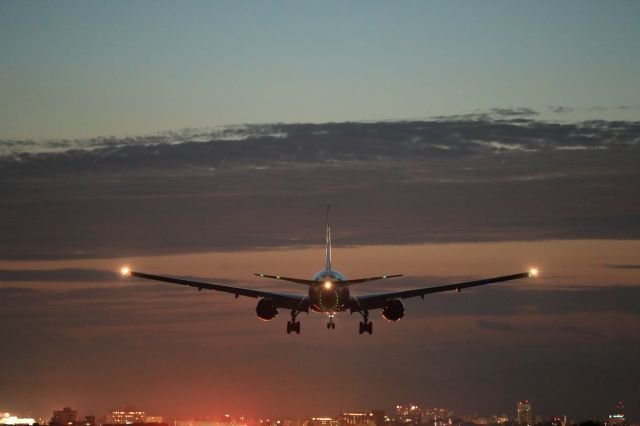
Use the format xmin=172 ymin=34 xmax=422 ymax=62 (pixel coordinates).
xmin=52 ymin=408 xmax=78 ymax=426
xmin=370 ymin=411 xmax=386 ymax=426
xmin=174 ymin=417 xmax=247 ymax=426
xmin=107 ymin=408 xmax=146 ymax=425
xmin=517 ymin=401 xmax=533 ymax=426
xmin=605 ymin=402 xmax=627 ymax=426
xmin=303 ymin=418 xmax=340 ymax=426
xmin=339 ymin=413 xmax=375 ymax=426
xmin=395 ymin=405 xmax=422 ymax=426
xmin=423 ymin=408 xmax=454 ymax=426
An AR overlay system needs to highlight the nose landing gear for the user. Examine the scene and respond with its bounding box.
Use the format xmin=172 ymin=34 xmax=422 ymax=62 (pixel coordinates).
xmin=326 ymin=314 xmax=336 ymax=329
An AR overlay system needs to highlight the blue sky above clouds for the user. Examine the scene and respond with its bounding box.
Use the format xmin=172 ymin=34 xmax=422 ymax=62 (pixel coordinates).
xmin=1 ymin=1 xmax=639 ymax=139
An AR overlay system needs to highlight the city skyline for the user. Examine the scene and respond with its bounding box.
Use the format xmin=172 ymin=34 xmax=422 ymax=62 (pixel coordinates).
xmin=1 ymin=400 xmax=631 ymax=426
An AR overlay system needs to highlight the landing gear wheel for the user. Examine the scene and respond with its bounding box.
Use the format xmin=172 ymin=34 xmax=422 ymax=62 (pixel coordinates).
xmin=359 ymin=321 xmax=373 ymax=334
xmin=327 ymin=315 xmax=336 ymax=330
xmin=358 ymin=311 xmax=373 ymax=334
xmin=287 ymin=311 xmax=301 ymax=334
xmin=287 ymin=320 xmax=301 ymax=334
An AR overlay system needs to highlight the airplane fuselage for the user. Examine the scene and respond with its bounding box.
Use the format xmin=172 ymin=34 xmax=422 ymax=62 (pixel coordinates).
xmin=309 ymin=269 xmax=350 ymax=313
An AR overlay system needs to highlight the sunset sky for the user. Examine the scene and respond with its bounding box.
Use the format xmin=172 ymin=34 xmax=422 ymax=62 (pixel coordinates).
xmin=1 ymin=1 xmax=640 ymax=424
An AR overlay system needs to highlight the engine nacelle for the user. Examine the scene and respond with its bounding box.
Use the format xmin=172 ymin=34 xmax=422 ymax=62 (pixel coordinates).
xmin=256 ymin=298 xmax=279 ymax=321
xmin=382 ymin=298 xmax=405 ymax=321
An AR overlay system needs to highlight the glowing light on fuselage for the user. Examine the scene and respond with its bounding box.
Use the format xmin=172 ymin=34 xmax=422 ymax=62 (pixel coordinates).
xmin=324 ymin=281 xmax=332 ymax=289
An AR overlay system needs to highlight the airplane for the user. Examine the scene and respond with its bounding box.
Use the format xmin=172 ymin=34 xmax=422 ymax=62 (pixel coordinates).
xmin=120 ymin=205 xmax=538 ymax=334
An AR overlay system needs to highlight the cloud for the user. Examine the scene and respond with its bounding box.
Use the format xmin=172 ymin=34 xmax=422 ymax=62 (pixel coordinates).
xmin=1 ymin=117 xmax=640 ymax=260
xmin=605 ymin=264 xmax=640 ymax=269
xmin=489 ymin=107 xmax=539 ymax=117
xmin=0 ymin=268 xmax=119 ymax=282
xmin=477 ymin=320 xmax=518 ymax=332
xmin=409 ymin=285 xmax=640 ymax=318
xmin=547 ymin=106 xmax=573 ymax=114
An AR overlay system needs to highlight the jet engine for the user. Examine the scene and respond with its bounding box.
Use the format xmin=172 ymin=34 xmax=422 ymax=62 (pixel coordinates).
xmin=382 ymin=298 xmax=405 ymax=321
xmin=256 ymin=298 xmax=279 ymax=321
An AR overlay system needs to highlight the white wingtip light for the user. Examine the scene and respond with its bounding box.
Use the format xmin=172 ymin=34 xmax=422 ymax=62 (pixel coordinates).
xmin=529 ymin=268 xmax=539 ymax=277
xmin=120 ymin=266 xmax=131 ymax=277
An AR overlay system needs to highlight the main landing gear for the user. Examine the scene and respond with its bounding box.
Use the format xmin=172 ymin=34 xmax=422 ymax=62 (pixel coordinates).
xmin=287 ymin=310 xmax=301 ymax=334
xmin=326 ymin=314 xmax=336 ymax=330
xmin=358 ymin=311 xmax=373 ymax=335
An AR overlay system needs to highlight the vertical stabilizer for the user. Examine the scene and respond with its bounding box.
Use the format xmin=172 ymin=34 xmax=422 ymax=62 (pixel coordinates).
xmin=325 ymin=204 xmax=332 ymax=272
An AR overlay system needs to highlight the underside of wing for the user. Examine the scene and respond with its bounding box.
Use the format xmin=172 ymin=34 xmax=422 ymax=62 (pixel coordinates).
xmin=127 ymin=270 xmax=309 ymax=311
xmin=351 ymin=272 xmax=532 ymax=311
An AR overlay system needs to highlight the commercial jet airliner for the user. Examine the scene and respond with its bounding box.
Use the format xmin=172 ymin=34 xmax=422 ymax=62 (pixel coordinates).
xmin=121 ymin=206 xmax=538 ymax=334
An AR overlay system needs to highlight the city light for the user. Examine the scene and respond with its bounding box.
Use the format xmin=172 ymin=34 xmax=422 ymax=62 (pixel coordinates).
xmin=1 ymin=414 xmax=35 ymax=426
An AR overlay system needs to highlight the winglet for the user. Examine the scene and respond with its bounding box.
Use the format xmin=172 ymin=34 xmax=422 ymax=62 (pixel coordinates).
xmin=325 ymin=204 xmax=332 ymax=272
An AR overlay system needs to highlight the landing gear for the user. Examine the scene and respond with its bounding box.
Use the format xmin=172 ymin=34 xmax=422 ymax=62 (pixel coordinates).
xmin=358 ymin=311 xmax=373 ymax=335
xmin=326 ymin=314 xmax=336 ymax=330
xmin=287 ymin=311 xmax=301 ymax=334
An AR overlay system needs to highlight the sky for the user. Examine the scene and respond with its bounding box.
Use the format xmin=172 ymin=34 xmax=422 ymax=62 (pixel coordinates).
xmin=1 ymin=1 xmax=640 ymax=424
xmin=1 ymin=1 xmax=640 ymax=140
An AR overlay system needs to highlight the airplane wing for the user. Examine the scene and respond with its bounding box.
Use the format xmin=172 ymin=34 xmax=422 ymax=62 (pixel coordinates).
xmin=341 ymin=274 xmax=404 ymax=285
xmin=253 ymin=273 xmax=316 ymax=285
xmin=351 ymin=272 xmax=532 ymax=311
xmin=127 ymin=271 xmax=309 ymax=311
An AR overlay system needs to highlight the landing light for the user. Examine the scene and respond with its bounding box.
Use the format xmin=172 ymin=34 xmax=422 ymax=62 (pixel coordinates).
xmin=120 ymin=266 xmax=131 ymax=276
xmin=529 ymin=268 xmax=539 ymax=277
xmin=324 ymin=281 xmax=333 ymax=289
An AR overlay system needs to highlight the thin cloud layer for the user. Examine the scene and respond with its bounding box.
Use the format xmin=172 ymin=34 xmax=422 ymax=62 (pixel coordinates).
xmin=0 ymin=268 xmax=118 ymax=282
xmin=1 ymin=117 xmax=639 ymax=260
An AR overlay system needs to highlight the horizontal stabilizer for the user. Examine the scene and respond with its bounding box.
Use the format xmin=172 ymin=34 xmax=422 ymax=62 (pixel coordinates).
xmin=254 ymin=273 xmax=316 ymax=285
xmin=342 ymin=274 xmax=403 ymax=285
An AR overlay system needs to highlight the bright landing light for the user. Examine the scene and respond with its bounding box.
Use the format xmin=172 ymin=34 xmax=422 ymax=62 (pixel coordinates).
xmin=529 ymin=268 xmax=539 ymax=277
xmin=120 ymin=266 xmax=131 ymax=276
xmin=323 ymin=281 xmax=333 ymax=289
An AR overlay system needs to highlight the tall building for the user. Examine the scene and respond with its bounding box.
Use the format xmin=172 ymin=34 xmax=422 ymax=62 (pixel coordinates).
xmin=52 ymin=408 xmax=78 ymax=425
xmin=517 ymin=401 xmax=533 ymax=426
xmin=395 ymin=405 xmax=422 ymax=425
xmin=107 ymin=408 xmax=146 ymax=425
xmin=605 ymin=402 xmax=627 ymax=426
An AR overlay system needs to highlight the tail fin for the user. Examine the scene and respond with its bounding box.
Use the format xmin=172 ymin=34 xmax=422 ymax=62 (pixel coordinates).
xmin=325 ymin=204 xmax=332 ymax=272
